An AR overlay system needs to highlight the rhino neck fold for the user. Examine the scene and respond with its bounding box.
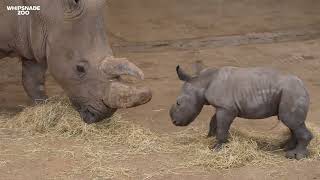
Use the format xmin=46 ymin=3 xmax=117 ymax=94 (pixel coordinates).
xmin=196 ymin=68 xmax=218 ymax=89
xmin=195 ymin=68 xmax=219 ymax=105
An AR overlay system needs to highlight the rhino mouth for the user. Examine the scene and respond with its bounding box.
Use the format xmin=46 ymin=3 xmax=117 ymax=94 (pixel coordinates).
xmin=169 ymin=105 xmax=193 ymax=127
xmin=171 ymin=117 xmax=193 ymax=126
xmin=80 ymin=108 xmax=100 ymax=124
xmin=81 ymin=104 xmax=117 ymax=124
xmin=70 ymin=98 xmax=116 ymax=124
xmin=172 ymin=119 xmax=191 ymax=126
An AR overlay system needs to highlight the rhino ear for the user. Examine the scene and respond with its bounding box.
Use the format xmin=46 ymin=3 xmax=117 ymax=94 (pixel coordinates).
xmin=176 ymin=65 xmax=191 ymax=81
xmin=192 ymin=60 xmax=206 ymax=75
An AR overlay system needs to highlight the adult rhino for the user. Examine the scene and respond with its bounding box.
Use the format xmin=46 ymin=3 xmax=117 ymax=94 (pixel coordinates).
xmin=0 ymin=0 xmax=152 ymax=123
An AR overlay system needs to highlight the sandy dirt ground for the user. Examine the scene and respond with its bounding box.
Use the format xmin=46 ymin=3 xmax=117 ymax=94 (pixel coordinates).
xmin=1 ymin=0 xmax=320 ymax=179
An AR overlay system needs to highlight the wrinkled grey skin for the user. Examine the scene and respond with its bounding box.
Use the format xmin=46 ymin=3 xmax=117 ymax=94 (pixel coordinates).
xmin=170 ymin=63 xmax=313 ymax=160
xmin=0 ymin=0 xmax=152 ymax=124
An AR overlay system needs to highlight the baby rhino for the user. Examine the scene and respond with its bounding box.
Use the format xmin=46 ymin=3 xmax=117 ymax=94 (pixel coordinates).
xmin=170 ymin=62 xmax=313 ymax=160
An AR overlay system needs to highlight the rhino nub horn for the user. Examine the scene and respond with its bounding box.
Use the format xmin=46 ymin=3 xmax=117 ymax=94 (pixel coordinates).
xmin=100 ymin=57 xmax=144 ymax=80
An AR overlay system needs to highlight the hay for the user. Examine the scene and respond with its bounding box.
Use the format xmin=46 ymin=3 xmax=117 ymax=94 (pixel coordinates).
xmin=3 ymin=97 xmax=85 ymax=136
xmin=0 ymin=97 xmax=319 ymax=178
xmin=171 ymin=125 xmax=320 ymax=170
xmin=2 ymin=97 xmax=163 ymax=154
xmin=168 ymin=128 xmax=285 ymax=170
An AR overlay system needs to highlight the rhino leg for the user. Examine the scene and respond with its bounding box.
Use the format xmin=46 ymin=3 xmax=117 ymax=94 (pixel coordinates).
xmin=207 ymin=114 xmax=217 ymax=137
xmin=280 ymin=129 xmax=297 ymax=151
xmin=21 ymin=58 xmax=48 ymax=103
xmin=278 ymin=93 xmax=313 ymax=160
xmin=212 ymin=109 xmax=236 ymax=151
xmin=284 ymin=123 xmax=313 ymax=160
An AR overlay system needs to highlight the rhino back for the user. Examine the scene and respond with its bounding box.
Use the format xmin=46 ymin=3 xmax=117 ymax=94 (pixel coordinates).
xmin=205 ymin=67 xmax=291 ymax=118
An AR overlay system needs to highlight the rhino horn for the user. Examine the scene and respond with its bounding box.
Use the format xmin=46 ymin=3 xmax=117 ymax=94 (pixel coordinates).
xmin=103 ymin=82 xmax=152 ymax=108
xmin=100 ymin=57 xmax=144 ymax=80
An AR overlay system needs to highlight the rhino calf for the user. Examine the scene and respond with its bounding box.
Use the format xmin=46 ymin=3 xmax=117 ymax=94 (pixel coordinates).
xmin=170 ymin=62 xmax=313 ymax=160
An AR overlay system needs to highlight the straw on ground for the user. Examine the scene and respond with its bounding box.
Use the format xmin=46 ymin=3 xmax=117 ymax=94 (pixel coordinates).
xmin=0 ymin=97 xmax=319 ymax=178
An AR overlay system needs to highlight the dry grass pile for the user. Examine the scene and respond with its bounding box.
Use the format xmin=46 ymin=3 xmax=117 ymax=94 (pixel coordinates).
xmin=1 ymin=97 xmax=163 ymax=152
xmin=171 ymin=126 xmax=320 ymax=170
xmin=0 ymin=97 xmax=319 ymax=177
xmin=168 ymin=128 xmax=284 ymax=169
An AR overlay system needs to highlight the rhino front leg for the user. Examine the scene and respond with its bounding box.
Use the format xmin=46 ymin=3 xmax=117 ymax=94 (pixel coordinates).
xmin=212 ymin=109 xmax=236 ymax=151
xmin=21 ymin=58 xmax=48 ymax=103
xmin=207 ymin=114 xmax=217 ymax=137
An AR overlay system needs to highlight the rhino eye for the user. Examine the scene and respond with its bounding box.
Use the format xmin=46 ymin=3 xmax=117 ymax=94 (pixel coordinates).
xmin=176 ymin=101 xmax=180 ymax=106
xmin=76 ymin=64 xmax=86 ymax=78
xmin=76 ymin=65 xmax=85 ymax=72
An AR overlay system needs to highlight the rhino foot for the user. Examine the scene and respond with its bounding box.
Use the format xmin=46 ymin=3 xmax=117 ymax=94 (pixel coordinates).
xmin=211 ymin=143 xmax=223 ymax=151
xmin=285 ymin=148 xmax=308 ymax=160
xmin=211 ymin=140 xmax=229 ymax=151
xmin=280 ymin=137 xmax=297 ymax=151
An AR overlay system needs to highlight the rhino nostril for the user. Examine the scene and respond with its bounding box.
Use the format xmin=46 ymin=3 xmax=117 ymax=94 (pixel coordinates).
xmin=82 ymin=109 xmax=98 ymax=124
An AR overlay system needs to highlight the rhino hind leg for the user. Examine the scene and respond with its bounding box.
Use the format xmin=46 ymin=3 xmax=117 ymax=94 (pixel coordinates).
xmin=280 ymin=129 xmax=297 ymax=151
xmin=284 ymin=123 xmax=313 ymax=160
xmin=278 ymin=92 xmax=313 ymax=160
xmin=211 ymin=109 xmax=236 ymax=151
xmin=21 ymin=58 xmax=48 ymax=103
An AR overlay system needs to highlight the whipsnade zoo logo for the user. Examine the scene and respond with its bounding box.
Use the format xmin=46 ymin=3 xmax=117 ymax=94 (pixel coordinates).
xmin=6 ymin=5 xmax=40 ymax=16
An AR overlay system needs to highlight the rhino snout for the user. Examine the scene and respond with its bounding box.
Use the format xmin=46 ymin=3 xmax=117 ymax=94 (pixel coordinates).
xmin=80 ymin=108 xmax=101 ymax=124
xmin=170 ymin=105 xmax=186 ymax=126
xmin=80 ymin=106 xmax=117 ymax=124
xmin=170 ymin=105 xmax=195 ymax=126
xmin=70 ymin=98 xmax=117 ymax=124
